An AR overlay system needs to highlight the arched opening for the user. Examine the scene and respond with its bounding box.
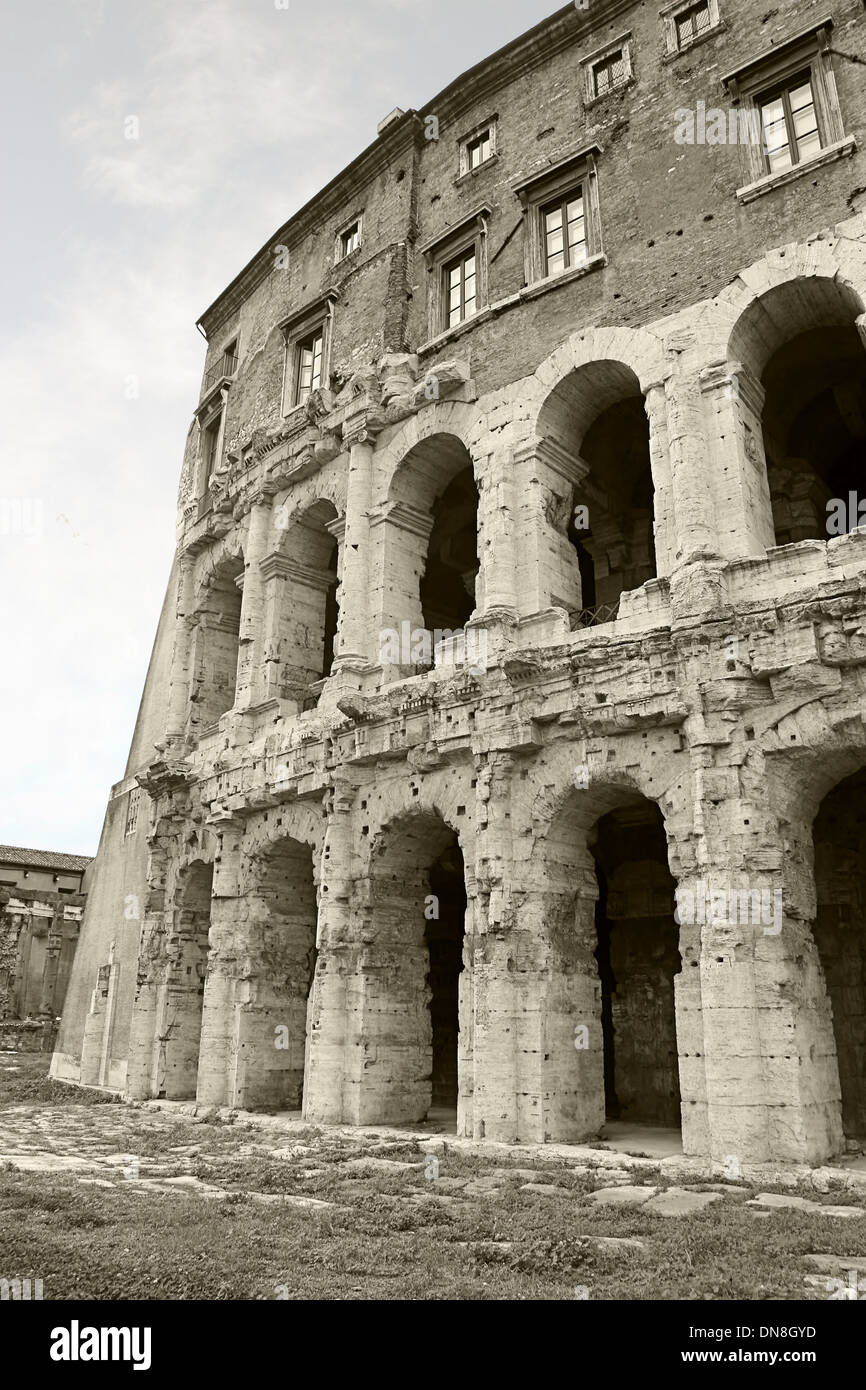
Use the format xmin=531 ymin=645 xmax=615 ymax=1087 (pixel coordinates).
xmin=233 ymin=836 xmax=318 ymax=1111
xmin=268 ymin=499 xmax=340 ymax=703
xmin=590 ymin=803 xmax=681 ymax=1129
xmin=364 ymin=811 xmax=466 ymax=1125
xmin=190 ymin=557 xmax=244 ymax=735
xmin=539 ymin=361 xmax=655 ymax=626
xmin=386 ymin=434 xmax=478 ymax=671
xmin=420 ymin=467 xmax=479 ymax=633
xmin=160 ymin=860 xmax=213 ymax=1100
xmin=426 ymin=835 xmax=466 ymax=1113
xmin=729 ymin=279 xmax=866 ymax=548
xmin=814 ymin=769 xmax=866 ymax=1141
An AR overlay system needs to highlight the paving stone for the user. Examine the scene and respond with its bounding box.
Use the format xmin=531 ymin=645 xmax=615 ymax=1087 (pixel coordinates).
xmin=586 ymin=1185 xmax=658 ymax=1207
xmin=748 ymin=1192 xmax=865 ymax=1218
xmin=644 ymin=1187 xmax=723 ymax=1217
xmin=519 ymin=1182 xmax=572 ymax=1198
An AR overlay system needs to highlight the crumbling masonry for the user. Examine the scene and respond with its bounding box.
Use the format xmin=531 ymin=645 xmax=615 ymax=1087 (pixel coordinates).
xmin=53 ymin=0 xmax=866 ymax=1166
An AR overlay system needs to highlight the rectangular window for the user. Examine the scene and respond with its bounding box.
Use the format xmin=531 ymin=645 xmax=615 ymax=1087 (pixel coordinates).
xmin=125 ymin=786 xmax=140 ymax=837
xmin=339 ymin=222 xmax=360 ymax=259
xmin=296 ymin=329 xmax=324 ymax=404
xmin=542 ymin=190 xmax=586 ymax=277
xmin=760 ymin=74 xmax=822 ymax=173
xmin=202 ymin=414 xmax=222 ymax=481
xmin=467 ymin=130 xmax=492 ymax=170
xmin=444 ymin=249 xmax=477 ymax=329
xmin=593 ymin=49 xmax=626 ymax=97
xmin=675 ymin=1 xmax=711 ymax=47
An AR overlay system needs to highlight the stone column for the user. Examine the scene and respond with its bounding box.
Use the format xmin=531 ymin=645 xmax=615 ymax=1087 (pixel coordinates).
xmin=665 ymin=371 xmax=721 ymax=565
xmin=511 ymin=440 xmax=586 ymax=628
xmin=699 ymin=361 xmax=773 ymax=558
xmin=470 ymin=755 xmax=606 ymax=1144
xmin=165 ymin=555 xmax=196 ymax=743
xmin=332 ymin=418 xmax=376 ymax=673
xmin=368 ymin=502 xmax=434 ymax=678
xmin=304 ymin=783 xmax=357 ymax=1123
xmin=234 ymin=497 xmax=273 ymax=710
xmin=676 ymin=761 xmax=843 ymax=1167
xmin=476 ymin=442 xmax=519 ymax=619
xmin=196 ymin=821 xmax=244 ymax=1108
xmin=644 ymin=382 xmax=677 ymax=579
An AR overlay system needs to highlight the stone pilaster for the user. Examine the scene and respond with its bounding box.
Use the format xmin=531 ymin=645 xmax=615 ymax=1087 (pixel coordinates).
xmin=234 ymin=499 xmax=273 ymax=710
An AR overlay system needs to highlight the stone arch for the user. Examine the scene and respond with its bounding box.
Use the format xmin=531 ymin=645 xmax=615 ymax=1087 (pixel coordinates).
xmin=188 ymin=549 xmax=245 ymax=736
xmin=723 ymin=268 xmax=866 ymax=550
xmin=265 ymin=496 xmax=341 ymax=701
xmin=359 ymin=804 xmax=470 ymax=1124
xmin=532 ymin=351 xmax=661 ymax=626
xmin=374 ymin=428 xmax=479 ymax=671
xmin=154 ymin=857 xmax=214 ymax=1101
xmin=519 ymin=768 xmax=683 ymax=1141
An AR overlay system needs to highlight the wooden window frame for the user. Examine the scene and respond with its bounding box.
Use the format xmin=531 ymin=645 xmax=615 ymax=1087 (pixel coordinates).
xmin=661 ymin=0 xmax=720 ymax=56
xmin=514 ymin=146 xmax=604 ymax=289
xmin=336 ymin=215 xmax=362 ymax=263
xmin=722 ymin=20 xmax=849 ymax=195
xmin=540 ymin=189 xmax=588 ymax=278
xmin=458 ymin=117 xmax=498 ymax=178
xmin=443 ymin=247 xmax=478 ymax=330
xmin=580 ymin=34 xmax=634 ymax=107
xmin=757 ymin=71 xmax=823 ymax=176
xmin=279 ymin=294 xmax=337 ymax=416
xmin=420 ymin=207 xmax=490 ymax=340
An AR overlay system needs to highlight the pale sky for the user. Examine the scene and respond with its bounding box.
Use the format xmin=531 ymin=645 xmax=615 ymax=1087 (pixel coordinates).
xmin=0 ymin=0 xmax=558 ymax=856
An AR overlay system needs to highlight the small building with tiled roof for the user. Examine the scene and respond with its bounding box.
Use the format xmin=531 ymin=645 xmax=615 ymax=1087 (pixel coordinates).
xmin=0 ymin=846 xmax=92 ymax=896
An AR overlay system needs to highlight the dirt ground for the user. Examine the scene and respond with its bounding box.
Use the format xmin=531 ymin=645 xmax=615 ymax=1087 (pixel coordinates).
xmin=1 ymin=1053 xmax=865 ymax=1301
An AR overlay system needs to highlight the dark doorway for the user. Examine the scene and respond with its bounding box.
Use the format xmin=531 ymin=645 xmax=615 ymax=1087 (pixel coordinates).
xmin=425 ymin=833 xmax=466 ymax=1110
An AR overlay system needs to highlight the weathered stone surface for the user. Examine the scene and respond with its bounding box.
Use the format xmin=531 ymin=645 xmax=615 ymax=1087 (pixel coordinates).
xmin=644 ymin=1188 xmax=722 ymax=1217
xmin=50 ymin=1 xmax=866 ymax=1178
xmin=586 ymin=1185 xmax=658 ymax=1207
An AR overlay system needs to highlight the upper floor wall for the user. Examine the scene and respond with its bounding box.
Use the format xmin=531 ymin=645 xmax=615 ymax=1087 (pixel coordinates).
xmin=181 ymin=0 xmax=866 ymax=524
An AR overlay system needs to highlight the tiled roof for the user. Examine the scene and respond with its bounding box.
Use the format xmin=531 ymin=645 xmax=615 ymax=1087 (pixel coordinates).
xmin=0 ymin=845 xmax=93 ymax=873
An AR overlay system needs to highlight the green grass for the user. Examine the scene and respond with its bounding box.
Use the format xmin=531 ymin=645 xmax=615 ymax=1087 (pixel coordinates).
xmin=1 ymin=1053 xmax=864 ymax=1300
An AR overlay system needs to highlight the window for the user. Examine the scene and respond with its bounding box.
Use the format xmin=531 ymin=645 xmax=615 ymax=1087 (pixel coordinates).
xmin=593 ymin=50 xmax=626 ymax=97
xmin=760 ymin=75 xmax=821 ymax=174
xmin=203 ymin=340 xmax=238 ymax=393
xmin=542 ymin=190 xmax=587 ymax=277
xmin=339 ymin=221 xmax=361 ymax=260
xmin=721 ymin=20 xmax=852 ymax=201
xmin=581 ymin=35 xmax=634 ymax=104
xmin=676 ymin=1 xmax=711 ymax=46
xmin=444 ymin=249 xmax=477 ymax=328
xmin=467 ymin=130 xmax=491 ymax=170
xmin=125 ymin=786 xmax=141 ymax=837
xmin=296 ymin=329 xmax=324 ymax=404
xmin=662 ymin=0 xmax=721 ymax=55
xmin=514 ymin=145 xmax=603 ymax=289
xmin=279 ymin=294 xmax=337 ymax=415
xmin=201 ymin=413 xmax=223 ymax=482
xmin=458 ymin=118 xmax=497 ymax=178
xmin=419 ymin=206 xmax=490 ymax=342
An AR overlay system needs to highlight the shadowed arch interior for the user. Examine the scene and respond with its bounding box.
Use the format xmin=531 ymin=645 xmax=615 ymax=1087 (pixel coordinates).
xmin=729 ymin=278 xmax=866 ymax=548
xmin=538 ymin=360 xmax=655 ymax=625
xmin=814 ymin=769 xmax=866 ymax=1139
xmin=158 ymin=859 xmax=213 ymax=1101
xmin=362 ymin=810 xmax=467 ymax=1124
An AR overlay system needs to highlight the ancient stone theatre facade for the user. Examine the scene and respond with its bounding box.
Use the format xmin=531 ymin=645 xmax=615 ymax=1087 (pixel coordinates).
xmin=53 ymin=0 xmax=866 ymax=1168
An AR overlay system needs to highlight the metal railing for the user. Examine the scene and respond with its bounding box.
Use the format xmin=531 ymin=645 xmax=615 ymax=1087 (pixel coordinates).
xmin=575 ymin=601 xmax=620 ymax=629
xmin=203 ymin=351 xmax=238 ymax=393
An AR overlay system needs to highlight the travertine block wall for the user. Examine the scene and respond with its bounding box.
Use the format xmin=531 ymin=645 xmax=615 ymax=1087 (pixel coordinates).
xmin=52 ymin=0 xmax=866 ymax=1168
